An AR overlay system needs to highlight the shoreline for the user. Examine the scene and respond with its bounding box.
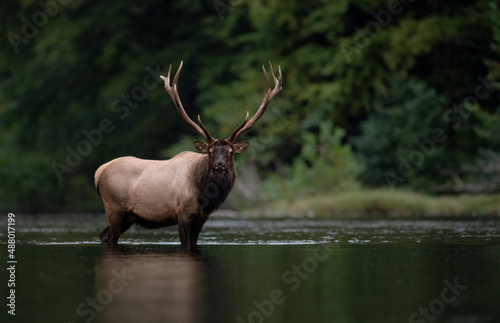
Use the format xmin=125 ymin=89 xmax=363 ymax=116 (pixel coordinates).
xmin=267 ymin=189 xmax=500 ymax=217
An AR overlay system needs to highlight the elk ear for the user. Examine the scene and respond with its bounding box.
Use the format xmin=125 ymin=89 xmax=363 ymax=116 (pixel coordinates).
xmin=193 ymin=140 xmax=209 ymax=153
xmin=234 ymin=141 xmax=249 ymax=153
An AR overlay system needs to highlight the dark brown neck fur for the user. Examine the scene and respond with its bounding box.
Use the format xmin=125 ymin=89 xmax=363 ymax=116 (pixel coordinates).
xmin=193 ymin=155 xmax=236 ymax=214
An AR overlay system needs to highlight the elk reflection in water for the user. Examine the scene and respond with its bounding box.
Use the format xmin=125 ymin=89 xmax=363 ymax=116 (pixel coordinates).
xmin=94 ymin=247 xmax=208 ymax=323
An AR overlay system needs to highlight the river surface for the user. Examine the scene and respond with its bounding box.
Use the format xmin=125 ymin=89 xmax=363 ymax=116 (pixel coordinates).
xmin=1 ymin=213 xmax=500 ymax=323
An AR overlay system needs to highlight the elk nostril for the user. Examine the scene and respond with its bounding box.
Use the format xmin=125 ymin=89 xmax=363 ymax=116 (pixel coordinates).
xmin=215 ymin=161 xmax=225 ymax=168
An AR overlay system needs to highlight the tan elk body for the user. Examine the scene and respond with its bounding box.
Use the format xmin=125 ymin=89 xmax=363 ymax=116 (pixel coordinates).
xmin=95 ymin=61 xmax=282 ymax=250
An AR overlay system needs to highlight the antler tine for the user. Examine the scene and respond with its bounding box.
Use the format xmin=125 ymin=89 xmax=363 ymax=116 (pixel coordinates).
xmin=173 ymin=60 xmax=182 ymax=88
xmin=227 ymin=62 xmax=283 ymax=142
xmin=269 ymin=61 xmax=282 ymax=94
xmin=161 ymin=61 xmax=214 ymax=143
xmin=227 ymin=111 xmax=249 ymax=142
xmin=262 ymin=64 xmax=270 ymax=94
xmin=197 ymin=115 xmax=214 ymax=141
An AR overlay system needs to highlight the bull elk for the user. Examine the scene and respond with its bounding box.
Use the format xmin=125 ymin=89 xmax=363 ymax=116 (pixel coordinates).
xmin=95 ymin=61 xmax=282 ymax=250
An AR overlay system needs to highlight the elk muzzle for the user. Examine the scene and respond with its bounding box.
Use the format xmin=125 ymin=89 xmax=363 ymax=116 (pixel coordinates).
xmin=213 ymin=155 xmax=227 ymax=174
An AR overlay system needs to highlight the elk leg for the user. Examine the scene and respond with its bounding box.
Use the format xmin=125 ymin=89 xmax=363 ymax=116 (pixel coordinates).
xmin=100 ymin=226 xmax=111 ymax=243
xmin=189 ymin=219 xmax=206 ymax=247
xmin=107 ymin=219 xmax=121 ymax=245
xmin=179 ymin=219 xmax=202 ymax=250
xmin=103 ymin=212 xmax=135 ymax=245
xmin=178 ymin=220 xmax=191 ymax=248
xmin=120 ymin=212 xmax=136 ymax=234
xmin=178 ymin=218 xmax=206 ymax=251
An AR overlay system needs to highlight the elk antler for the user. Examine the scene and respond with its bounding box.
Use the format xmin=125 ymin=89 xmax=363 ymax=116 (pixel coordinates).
xmin=161 ymin=61 xmax=214 ymax=143
xmin=227 ymin=61 xmax=282 ymax=143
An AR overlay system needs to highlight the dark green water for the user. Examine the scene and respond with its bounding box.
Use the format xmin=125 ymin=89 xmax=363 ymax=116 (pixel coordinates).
xmin=1 ymin=214 xmax=500 ymax=323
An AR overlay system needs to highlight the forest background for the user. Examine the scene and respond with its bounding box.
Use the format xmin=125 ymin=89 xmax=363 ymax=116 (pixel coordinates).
xmin=1 ymin=0 xmax=499 ymax=214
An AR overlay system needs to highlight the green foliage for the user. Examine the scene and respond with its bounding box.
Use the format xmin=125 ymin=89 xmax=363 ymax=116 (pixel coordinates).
xmin=0 ymin=0 xmax=499 ymax=212
xmin=352 ymin=77 xmax=447 ymax=189
xmin=263 ymin=122 xmax=361 ymax=201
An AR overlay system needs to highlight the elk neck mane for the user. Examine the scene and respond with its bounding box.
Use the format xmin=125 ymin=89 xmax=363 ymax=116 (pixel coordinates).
xmin=192 ymin=153 xmax=236 ymax=214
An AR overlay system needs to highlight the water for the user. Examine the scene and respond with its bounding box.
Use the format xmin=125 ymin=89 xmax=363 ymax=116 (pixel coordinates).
xmin=1 ymin=213 xmax=500 ymax=323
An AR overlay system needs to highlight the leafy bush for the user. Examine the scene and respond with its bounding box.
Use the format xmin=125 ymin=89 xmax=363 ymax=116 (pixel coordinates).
xmin=262 ymin=122 xmax=361 ymax=201
xmin=1 ymin=0 xmax=498 ymax=212
xmin=352 ymin=77 xmax=448 ymax=190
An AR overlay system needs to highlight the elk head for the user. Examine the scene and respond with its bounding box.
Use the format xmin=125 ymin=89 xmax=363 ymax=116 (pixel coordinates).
xmin=160 ymin=61 xmax=282 ymax=174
